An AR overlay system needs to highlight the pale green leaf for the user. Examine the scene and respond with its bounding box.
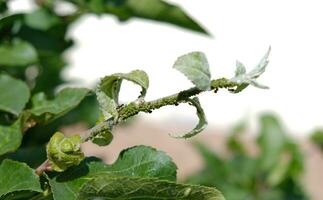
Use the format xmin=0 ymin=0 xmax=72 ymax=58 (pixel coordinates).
xmin=24 ymin=8 xmax=59 ymax=30
xmin=79 ymin=176 xmax=224 ymax=200
xmin=0 ymin=74 xmax=30 ymax=115
xmin=231 ymin=47 xmax=270 ymax=93
xmin=0 ymin=119 xmax=22 ymax=156
xmin=96 ymin=70 xmax=149 ymax=120
xmin=0 ymin=159 xmax=42 ymax=197
xmin=234 ymin=60 xmax=246 ymax=76
xmin=0 ymin=39 xmax=38 ymax=67
xmin=30 ymin=88 xmax=89 ymax=123
xmin=48 ymin=145 xmax=176 ymax=200
xmin=173 ymin=52 xmax=211 ymax=90
xmin=170 ymin=97 xmax=207 ymax=138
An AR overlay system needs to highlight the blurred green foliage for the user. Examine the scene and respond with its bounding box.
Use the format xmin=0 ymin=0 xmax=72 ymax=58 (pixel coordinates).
xmin=186 ymin=114 xmax=308 ymax=200
xmin=310 ymin=129 xmax=323 ymax=150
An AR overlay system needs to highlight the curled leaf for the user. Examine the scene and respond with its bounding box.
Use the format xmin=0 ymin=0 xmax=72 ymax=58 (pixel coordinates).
xmin=47 ymin=132 xmax=84 ymax=172
xmin=170 ymin=97 xmax=207 ymax=138
xmin=96 ymin=70 xmax=149 ymax=120
xmin=173 ymin=51 xmax=211 ymax=91
xmin=231 ymin=47 xmax=271 ymax=93
xmin=88 ymin=120 xmax=114 ymax=146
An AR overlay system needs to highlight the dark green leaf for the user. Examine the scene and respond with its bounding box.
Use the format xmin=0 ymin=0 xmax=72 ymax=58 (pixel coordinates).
xmin=0 ymin=1 xmax=8 ymax=14
xmin=96 ymin=70 xmax=149 ymax=120
xmin=170 ymin=97 xmax=207 ymax=138
xmin=0 ymin=14 xmax=24 ymax=39
xmin=79 ymin=176 xmax=224 ymax=200
xmin=173 ymin=51 xmax=211 ymax=90
xmin=0 ymin=119 xmax=22 ymax=156
xmin=71 ymin=0 xmax=209 ymax=34
xmin=0 ymin=39 xmax=38 ymax=67
xmin=107 ymin=145 xmax=177 ymax=181
xmin=123 ymin=0 xmax=209 ymax=35
xmin=2 ymin=145 xmax=47 ymax=168
xmin=29 ymin=88 xmax=89 ymax=124
xmin=0 ymin=74 xmax=30 ymax=115
xmin=48 ymin=145 xmax=176 ymax=200
xmin=0 ymin=159 xmax=42 ymax=197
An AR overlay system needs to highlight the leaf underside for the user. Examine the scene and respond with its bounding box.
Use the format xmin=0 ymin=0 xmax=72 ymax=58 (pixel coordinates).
xmin=79 ymin=176 xmax=225 ymax=200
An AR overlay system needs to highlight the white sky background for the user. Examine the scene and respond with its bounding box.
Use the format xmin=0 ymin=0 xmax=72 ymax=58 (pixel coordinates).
xmin=9 ymin=0 xmax=323 ymax=136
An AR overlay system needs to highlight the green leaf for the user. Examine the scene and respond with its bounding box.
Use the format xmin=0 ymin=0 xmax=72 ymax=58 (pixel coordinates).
xmin=107 ymin=145 xmax=177 ymax=181
xmin=267 ymin=153 xmax=291 ymax=186
xmin=0 ymin=39 xmax=38 ymax=67
xmin=47 ymin=132 xmax=84 ymax=172
xmin=96 ymin=70 xmax=149 ymax=120
xmin=0 ymin=119 xmax=22 ymax=156
xmin=173 ymin=52 xmax=211 ymax=90
xmin=231 ymin=47 xmax=271 ymax=93
xmin=79 ymin=176 xmax=224 ymax=200
xmin=24 ymin=8 xmax=59 ymax=31
xmin=0 ymin=74 xmax=30 ymax=115
xmin=170 ymin=97 xmax=207 ymax=138
xmin=123 ymin=0 xmax=209 ymax=35
xmin=48 ymin=145 xmax=176 ymax=200
xmin=71 ymin=0 xmax=209 ymax=35
xmin=189 ymin=142 xmax=229 ymax=185
xmin=0 ymin=1 xmax=8 ymax=14
xmin=226 ymin=120 xmax=247 ymax=155
xmin=30 ymin=88 xmax=89 ymax=123
xmin=0 ymin=159 xmax=42 ymax=197
xmin=257 ymin=114 xmax=286 ymax=171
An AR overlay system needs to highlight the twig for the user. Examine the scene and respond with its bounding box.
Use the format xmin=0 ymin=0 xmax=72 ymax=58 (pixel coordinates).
xmin=35 ymin=78 xmax=238 ymax=175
